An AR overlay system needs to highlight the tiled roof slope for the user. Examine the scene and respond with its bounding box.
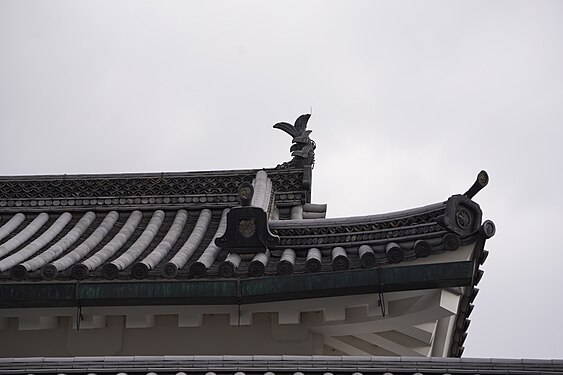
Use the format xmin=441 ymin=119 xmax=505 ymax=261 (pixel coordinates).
xmin=0 ymin=168 xmax=492 ymax=282
xmin=0 ymin=356 xmax=561 ymax=375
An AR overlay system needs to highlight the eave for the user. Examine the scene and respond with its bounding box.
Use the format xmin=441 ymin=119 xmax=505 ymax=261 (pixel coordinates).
xmin=0 ymin=260 xmax=475 ymax=308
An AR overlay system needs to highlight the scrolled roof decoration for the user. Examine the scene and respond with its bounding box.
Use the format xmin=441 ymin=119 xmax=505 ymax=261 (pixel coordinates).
xmin=437 ymin=171 xmax=490 ymax=237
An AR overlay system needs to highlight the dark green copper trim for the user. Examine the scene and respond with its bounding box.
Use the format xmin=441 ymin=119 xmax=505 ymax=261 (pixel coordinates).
xmin=0 ymin=261 xmax=475 ymax=308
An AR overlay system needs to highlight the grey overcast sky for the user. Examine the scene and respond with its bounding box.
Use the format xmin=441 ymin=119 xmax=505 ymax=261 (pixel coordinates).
xmin=1 ymin=0 xmax=562 ymax=359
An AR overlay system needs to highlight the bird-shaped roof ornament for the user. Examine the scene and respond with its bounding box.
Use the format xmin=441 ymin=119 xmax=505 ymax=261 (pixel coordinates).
xmin=274 ymin=114 xmax=316 ymax=169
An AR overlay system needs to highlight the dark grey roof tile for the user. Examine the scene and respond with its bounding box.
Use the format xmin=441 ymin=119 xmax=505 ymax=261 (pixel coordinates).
xmin=521 ymin=359 xmax=554 ymax=364
xmin=491 ymin=358 xmax=524 ymax=364
xmin=206 ymin=367 xmax=238 ymax=372
xmin=131 ymin=356 xmax=164 ymax=362
xmin=223 ymin=356 xmax=254 ymax=361
xmin=84 ymin=367 xmax=110 ymax=373
xmin=118 ymin=368 xmax=146 ymax=373
xmin=107 ymin=357 xmax=136 ymax=362
xmin=268 ymin=367 xmax=299 ymax=372
xmin=312 ymin=356 xmax=342 ymax=361
xmin=147 ymin=368 xmax=178 ymax=372
xmin=281 ymin=356 xmax=310 ymax=361
xmin=459 ymin=357 xmax=491 ymax=363
xmin=257 ymin=356 xmax=283 ymax=362
xmin=190 ymin=366 xmax=219 ymax=374
xmin=398 ymin=357 xmax=431 ymax=362
xmin=341 ymin=356 xmax=372 ymax=362
xmin=375 ymin=358 xmax=399 ymax=364
xmin=357 ymin=367 xmax=391 ymax=373
xmin=431 ymin=357 xmax=462 ymax=362
xmin=236 ymin=367 xmax=269 ymax=372
xmin=337 ymin=368 xmax=367 ymax=372
xmin=193 ymin=356 xmax=225 ymax=362
xmin=74 ymin=357 xmax=104 ymax=362
xmin=163 ymin=356 xmax=193 ymax=361
xmin=49 ymin=358 xmax=76 ymax=363
xmin=386 ymin=367 xmax=418 ymax=372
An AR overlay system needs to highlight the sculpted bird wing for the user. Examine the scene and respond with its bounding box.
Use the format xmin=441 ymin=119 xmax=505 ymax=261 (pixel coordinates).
xmin=294 ymin=114 xmax=311 ymax=134
xmin=273 ymin=122 xmax=298 ymax=137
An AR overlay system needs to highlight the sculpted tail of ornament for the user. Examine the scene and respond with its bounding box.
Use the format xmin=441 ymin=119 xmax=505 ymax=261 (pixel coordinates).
xmin=274 ymin=114 xmax=316 ymax=169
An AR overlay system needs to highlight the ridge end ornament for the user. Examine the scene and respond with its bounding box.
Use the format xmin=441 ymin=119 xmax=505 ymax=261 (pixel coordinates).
xmin=215 ymin=183 xmax=280 ymax=254
xmin=437 ymin=171 xmax=489 ymax=237
xmin=274 ymin=114 xmax=316 ymax=169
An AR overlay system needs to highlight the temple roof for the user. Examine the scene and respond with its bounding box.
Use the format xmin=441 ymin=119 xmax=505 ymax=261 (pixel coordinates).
xmin=0 ymin=168 xmax=490 ymax=284
xmin=0 ymin=116 xmax=495 ymax=358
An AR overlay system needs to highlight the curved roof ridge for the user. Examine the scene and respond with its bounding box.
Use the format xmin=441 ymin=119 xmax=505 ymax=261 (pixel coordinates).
xmin=270 ymin=201 xmax=445 ymax=228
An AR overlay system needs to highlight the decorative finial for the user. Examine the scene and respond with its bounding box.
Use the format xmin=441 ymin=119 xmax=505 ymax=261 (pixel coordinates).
xmin=464 ymin=170 xmax=489 ymax=199
xmin=238 ymin=182 xmax=254 ymax=206
xmin=274 ymin=114 xmax=316 ymax=168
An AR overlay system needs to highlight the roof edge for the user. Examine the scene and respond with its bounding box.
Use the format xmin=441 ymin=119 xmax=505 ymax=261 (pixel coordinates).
xmin=0 ymin=261 xmax=474 ymax=308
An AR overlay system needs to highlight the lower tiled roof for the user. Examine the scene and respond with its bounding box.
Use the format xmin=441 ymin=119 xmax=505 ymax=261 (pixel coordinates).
xmin=0 ymin=356 xmax=561 ymax=375
xmin=0 ymin=193 xmax=491 ymax=282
